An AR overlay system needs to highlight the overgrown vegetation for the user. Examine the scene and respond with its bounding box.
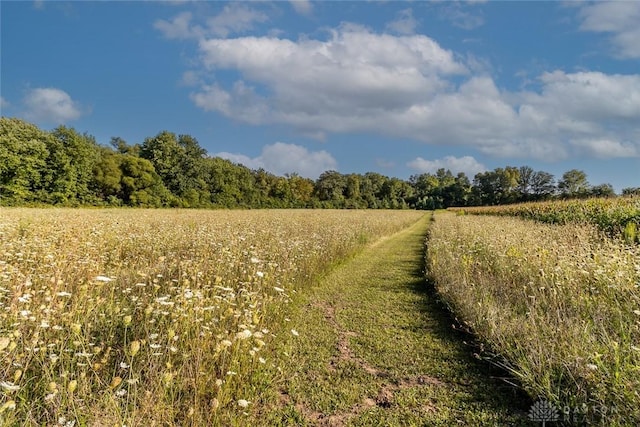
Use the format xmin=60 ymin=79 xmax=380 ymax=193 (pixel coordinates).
xmin=1 ymin=117 xmax=628 ymax=209
xmin=0 ymin=208 xmax=423 ymax=425
xmin=426 ymin=212 xmax=640 ymax=425
xmin=452 ymin=197 xmax=640 ymax=242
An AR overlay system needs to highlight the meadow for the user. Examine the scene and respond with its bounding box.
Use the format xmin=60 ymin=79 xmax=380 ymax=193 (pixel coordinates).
xmin=426 ymin=209 xmax=640 ymax=425
xmin=451 ymin=197 xmax=640 ymax=243
xmin=0 ymin=208 xmax=424 ymax=426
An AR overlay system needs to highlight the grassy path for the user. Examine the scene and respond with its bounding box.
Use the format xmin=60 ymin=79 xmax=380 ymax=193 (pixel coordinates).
xmin=265 ymin=213 xmax=532 ymax=426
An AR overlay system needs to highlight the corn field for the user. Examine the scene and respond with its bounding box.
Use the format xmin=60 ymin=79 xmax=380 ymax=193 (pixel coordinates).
xmin=451 ymin=197 xmax=640 ymax=243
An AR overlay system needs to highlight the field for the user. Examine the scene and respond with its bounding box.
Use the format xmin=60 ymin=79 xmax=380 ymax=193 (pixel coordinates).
xmin=3 ymin=201 xmax=640 ymax=426
xmin=426 ymin=209 xmax=640 ymax=424
xmin=450 ymin=197 xmax=640 ymax=243
xmin=0 ymin=208 xmax=423 ymax=426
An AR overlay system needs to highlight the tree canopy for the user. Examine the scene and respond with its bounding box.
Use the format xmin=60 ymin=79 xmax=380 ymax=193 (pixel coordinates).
xmin=0 ymin=117 xmax=625 ymax=209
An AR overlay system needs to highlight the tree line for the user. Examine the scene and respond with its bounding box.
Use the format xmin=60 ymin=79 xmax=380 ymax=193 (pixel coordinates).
xmin=1 ymin=117 xmax=635 ymax=209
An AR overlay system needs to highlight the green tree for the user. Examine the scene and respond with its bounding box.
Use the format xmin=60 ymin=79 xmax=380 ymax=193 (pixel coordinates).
xmin=558 ymin=169 xmax=590 ymax=198
xmin=47 ymin=126 xmax=101 ymax=204
xmin=315 ymin=171 xmax=347 ymax=207
xmin=92 ymin=147 xmax=123 ymax=202
xmin=0 ymin=117 xmax=51 ymax=204
xmin=119 ymin=156 xmax=172 ymax=206
xmin=530 ymin=171 xmax=555 ymax=200
xmin=110 ymin=136 xmax=140 ymax=156
xmin=472 ymin=167 xmax=520 ymax=205
xmin=205 ymin=157 xmax=258 ymax=207
xmin=590 ymin=183 xmax=616 ymax=198
xmin=622 ymin=187 xmax=640 ymax=197
xmin=140 ymin=131 xmax=209 ymax=206
xmin=287 ymin=173 xmax=315 ymax=207
xmin=360 ymin=172 xmax=387 ymax=208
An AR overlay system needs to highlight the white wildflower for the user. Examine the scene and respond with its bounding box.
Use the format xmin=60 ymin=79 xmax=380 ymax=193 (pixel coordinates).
xmin=0 ymin=381 xmax=20 ymax=392
xmin=236 ymin=329 xmax=252 ymax=340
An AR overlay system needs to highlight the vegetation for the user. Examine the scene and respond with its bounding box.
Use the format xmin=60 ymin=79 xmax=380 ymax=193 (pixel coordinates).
xmin=1 ymin=117 xmax=627 ymax=210
xmin=268 ymin=215 xmax=530 ymax=425
xmin=451 ymin=197 xmax=640 ymax=242
xmin=0 ymin=208 xmax=423 ymax=425
xmin=426 ymin=212 xmax=640 ymax=425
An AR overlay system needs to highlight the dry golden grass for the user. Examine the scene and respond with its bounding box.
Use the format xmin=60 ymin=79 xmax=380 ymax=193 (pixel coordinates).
xmin=426 ymin=212 xmax=640 ymax=425
xmin=0 ymin=208 xmax=423 ymax=426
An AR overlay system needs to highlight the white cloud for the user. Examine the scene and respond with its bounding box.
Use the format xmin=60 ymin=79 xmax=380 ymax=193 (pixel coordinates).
xmin=180 ymin=70 xmax=202 ymax=87
xmin=207 ymin=4 xmax=268 ymax=38
xmin=289 ymin=0 xmax=313 ymax=16
xmin=408 ymin=156 xmax=486 ymax=178
xmin=214 ymin=151 xmax=257 ymax=168
xmin=386 ymin=8 xmax=418 ymax=35
xmin=1 ymin=96 xmax=10 ymax=110
xmin=193 ymin=24 xmax=466 ymax=128
xmin=570 ymin=138 xmax=638 ymax=159
xmin=578 ymin=2 xmax=640 ymax=59
xmin=22 ymin=87 xmax=85 ymax=123
xmin=191 ymin=81 xmax=268 ymax=125
xmin=510 ymin=71 xmax=640 ymax=159
xmin=171 ymin=23 xmax=639 ymax=163
xmin=154 ymin=4 xmax=268 ymax=40
xmin=215 ymin=142 xmax=337 ymax=179
xmin=154 ymin=11 xmax=202 ymax=40
xmin=438 ymin=3 xmax=484 ymax=30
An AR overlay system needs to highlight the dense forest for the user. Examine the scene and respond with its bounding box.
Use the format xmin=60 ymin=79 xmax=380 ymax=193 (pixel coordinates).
xmin=1 ymin=117 xmax=637 ymax=209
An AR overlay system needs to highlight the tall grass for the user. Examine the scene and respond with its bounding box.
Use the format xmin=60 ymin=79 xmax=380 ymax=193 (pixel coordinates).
xmin=426 ymin=212 xmax=640 ymax=425
xmin=451 ymin=197 xmax=640 ymax=243
xmin=0 ymin=208 xmax=423 ymax=426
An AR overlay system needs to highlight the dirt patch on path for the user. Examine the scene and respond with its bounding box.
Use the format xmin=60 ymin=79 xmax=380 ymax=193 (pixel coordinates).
xmin=280 ymin=301 xmax=446 ymax=426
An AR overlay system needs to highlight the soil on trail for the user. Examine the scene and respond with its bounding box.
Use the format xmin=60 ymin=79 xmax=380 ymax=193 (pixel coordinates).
xmin=269 ymin=214 xmax=532 ymax=426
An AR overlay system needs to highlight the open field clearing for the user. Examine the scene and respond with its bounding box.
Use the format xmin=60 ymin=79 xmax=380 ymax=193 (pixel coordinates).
xmin=0 ymin=208 xmax=423 ymax=426
xmin=268 ymin=214 xmax=530 ymax=426
xmin=427 ymin=212 xmax=640 ymax=425
xmin=451 ymin=197 xmax=640 ymax=243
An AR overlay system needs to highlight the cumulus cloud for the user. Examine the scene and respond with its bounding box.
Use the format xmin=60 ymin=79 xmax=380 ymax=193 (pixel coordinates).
xmin=569 ymin=138 xmax=638 ymax=159
xmin=207 ymin=3 xmax=268 ymax=38
xmin=161 ymin=19 xmax=640 ymax=162
xmin=22 ymin=87 xmax=85 ymax=123
xmin=289 ymin=0 xmax=313 ymax=16
xmin=155 ymin=4 xmax=268 ymax=40
xmin=192 ymin=24 xmax=466 ymax=128
xmin=386 ymin=8 xmax=418 ymax=35
xmin=215 ymin=142 xmax=337 ymax=178
xmin=578 ymin=1 xmax=640 ymax=59
xmin=408 ymin=155 xmax=486 ymax=178
xmin=154 ymin=11 xmax=201 ymax=40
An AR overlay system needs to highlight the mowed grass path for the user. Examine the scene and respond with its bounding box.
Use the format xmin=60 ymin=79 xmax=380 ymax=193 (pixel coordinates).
xmin=264 ymin=214 xmax=532 ymax=426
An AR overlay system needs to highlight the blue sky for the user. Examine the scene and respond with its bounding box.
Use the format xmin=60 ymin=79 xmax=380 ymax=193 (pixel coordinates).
xmin=2 ymin=1 xmax=639 ymax=191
